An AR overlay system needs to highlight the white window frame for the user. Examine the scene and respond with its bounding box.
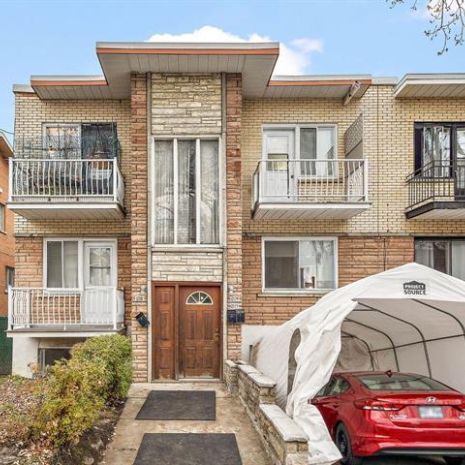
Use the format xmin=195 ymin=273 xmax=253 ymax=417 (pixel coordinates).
xmin=261 ymin=236 xmax=338 ymax=294
xmin=262 ymin=124 xmax=337 ymax=160
xmin=43 ymin=238 xmax=117 ymax=290
xmin=151 ymin=136 xmax=222 ymax=247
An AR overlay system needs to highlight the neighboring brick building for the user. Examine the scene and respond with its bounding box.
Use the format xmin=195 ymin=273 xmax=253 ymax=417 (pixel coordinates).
xmin=7 ymin=42 xmax=465 ymax=380
xmin=0 ymin=132 xmax=14 ymax=316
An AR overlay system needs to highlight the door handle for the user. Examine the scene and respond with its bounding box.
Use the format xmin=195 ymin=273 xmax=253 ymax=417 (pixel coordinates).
xmin=213 ymin=331 xmax=220 ymax=342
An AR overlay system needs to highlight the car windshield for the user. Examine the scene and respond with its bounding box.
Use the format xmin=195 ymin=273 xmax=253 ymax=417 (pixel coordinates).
xmin=356 ymin=373 xmax=451 ymax=392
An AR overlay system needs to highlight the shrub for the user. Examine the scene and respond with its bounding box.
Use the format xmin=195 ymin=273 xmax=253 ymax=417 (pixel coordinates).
xmin=33 ymin=335 xmax=132 ymax=447
xmin=71 ymin=334 xmax=132 ymax=401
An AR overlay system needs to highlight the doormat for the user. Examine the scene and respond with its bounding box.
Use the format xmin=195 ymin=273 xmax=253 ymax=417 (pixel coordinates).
xmin=135 ymin=390 xmax=216 ymax=420
xmin=133 ymin=433 xmax=242 ymax=465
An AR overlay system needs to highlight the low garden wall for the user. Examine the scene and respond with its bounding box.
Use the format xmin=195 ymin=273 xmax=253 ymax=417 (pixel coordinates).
xmin=225 ymin=360 xmax=308 ymax=465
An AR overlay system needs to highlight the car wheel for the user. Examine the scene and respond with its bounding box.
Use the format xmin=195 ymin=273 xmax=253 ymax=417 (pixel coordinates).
xmin=444 ymin=458 xmax=465 ymax=465
xmin=335 ymin=423 xmax=362 ymax=465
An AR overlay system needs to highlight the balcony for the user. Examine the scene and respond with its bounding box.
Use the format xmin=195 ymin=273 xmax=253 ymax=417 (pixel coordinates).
xmin=8 ymin=287 xmax=125 ymax=336
xmin=9 ymin=133 xmax=124 ymax=219
xmin=406 ymin=161 xmax=465 ymax=219
xmin=252 ymin=159 xmax=370 ymax=220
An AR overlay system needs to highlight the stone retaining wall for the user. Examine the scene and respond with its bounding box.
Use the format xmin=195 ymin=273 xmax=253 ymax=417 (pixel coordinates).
xmin=225 ymin=360 xmax=308 ymax=465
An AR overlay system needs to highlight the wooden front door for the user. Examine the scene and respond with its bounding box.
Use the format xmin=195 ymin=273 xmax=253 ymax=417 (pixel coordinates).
xmin=152 ymin=283 xmax=221 ymax=380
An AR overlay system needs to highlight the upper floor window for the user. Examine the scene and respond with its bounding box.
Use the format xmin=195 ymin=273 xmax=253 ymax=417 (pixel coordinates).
xmin=263 ymin=125 xmax=336 ymax=174
xmin=154 ymin=138 xmax=220 ymax=245
xmin=415 ymin=238 xmax=465 ymax=281
xmin=263 ymin=237 xmax=337 ymax=292
xmin=45 ymin=239 xmax=116 ymax=289
xmin=414 ymin=123 xmax=465 ymax=176
xmin=43 ymin=123 xmax=118 ymax=159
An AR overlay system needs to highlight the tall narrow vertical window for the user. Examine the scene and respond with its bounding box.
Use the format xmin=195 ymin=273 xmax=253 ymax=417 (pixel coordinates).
xmin=46 ymin=240 xmax=79 ymax=288
xmin=177 ymin=140 xmax=197 ymax=244
xmin=0 ymin=204 xmax=5 ymax=232
xmin=154 ymin=140 xmax=174 ymax=244
xmin=154 ymin=138 xmax=220 ymax=245
xmin=200 ymin=140 xmax=219 ymax=244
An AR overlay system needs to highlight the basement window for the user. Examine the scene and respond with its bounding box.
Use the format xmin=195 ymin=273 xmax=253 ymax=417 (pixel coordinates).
xmin=38 ymin=348 xmax=71 ymax=374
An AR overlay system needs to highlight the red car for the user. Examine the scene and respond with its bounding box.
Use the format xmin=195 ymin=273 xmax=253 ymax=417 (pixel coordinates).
xmin=311 ymin=371 xmax=465 ymax=465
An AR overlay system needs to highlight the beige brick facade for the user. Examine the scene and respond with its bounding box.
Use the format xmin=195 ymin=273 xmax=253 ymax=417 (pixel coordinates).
xmin=11 ymin=73 xmax=465 ymax=378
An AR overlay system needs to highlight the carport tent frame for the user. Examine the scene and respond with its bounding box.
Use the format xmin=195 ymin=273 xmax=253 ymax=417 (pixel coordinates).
xmin=346 ymin=298 xmax=465 ymax=377
xmin=253 ymin=263 xmax=465 ymax=465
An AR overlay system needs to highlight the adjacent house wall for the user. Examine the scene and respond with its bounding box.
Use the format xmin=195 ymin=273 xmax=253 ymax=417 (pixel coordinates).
xmin=239 ymin=87 xmax=465 ymax=347
xmin=0 ymin=155 xmax=14 ymax=316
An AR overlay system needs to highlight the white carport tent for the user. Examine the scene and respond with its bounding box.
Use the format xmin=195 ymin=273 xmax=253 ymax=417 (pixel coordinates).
xmin=253 ymin=263 xmax=465 ymax=465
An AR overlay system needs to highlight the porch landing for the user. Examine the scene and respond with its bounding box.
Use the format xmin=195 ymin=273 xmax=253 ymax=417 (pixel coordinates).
xmin=101 ymin=382 xmax=271 ymax=465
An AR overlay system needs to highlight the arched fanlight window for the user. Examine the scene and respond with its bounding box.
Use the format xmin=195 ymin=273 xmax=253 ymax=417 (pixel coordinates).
xmin=186 ymin=291 xmax=213 ymax=305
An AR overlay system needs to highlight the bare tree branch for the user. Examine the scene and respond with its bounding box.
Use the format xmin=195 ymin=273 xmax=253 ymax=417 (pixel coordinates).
xmin=390 ymin=0 xmax=465 ymax=54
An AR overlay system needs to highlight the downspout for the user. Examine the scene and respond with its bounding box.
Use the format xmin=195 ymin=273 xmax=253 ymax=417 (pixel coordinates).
xmin=146 ymin=72 xmax=153 ymax=381
xmin=221 ymin=73 xmax=228 ymax=368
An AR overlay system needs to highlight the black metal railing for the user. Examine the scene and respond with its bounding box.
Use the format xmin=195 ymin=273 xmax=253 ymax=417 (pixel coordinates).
xmin=13 ymin=134 xmax=120 ymax=160
xmin=406 ymin=160 xmax=465 ymax=210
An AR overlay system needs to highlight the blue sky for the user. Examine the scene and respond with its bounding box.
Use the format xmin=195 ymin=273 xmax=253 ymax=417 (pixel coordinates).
xmin=1 ymin=0 xmax=464 ymax=136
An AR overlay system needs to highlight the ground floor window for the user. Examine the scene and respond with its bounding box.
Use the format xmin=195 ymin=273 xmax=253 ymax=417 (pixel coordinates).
xmin=263 ymin=237 xmax=337 ymax=291
xmin=5 ymin=266 xmax=14 ymax=293
xmin=44 ymin=239 xmax=116 ymax=289
xmin=415 ymin=238 xmax=465 ymax=280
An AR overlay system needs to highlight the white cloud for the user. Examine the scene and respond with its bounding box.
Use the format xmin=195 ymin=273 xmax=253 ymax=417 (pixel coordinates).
xmin=147 ymin=25 xmax=322 ymax=75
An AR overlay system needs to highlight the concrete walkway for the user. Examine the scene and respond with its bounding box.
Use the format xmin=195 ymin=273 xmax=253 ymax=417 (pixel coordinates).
xmin=102 ymin=382 xmax=271 ymax=465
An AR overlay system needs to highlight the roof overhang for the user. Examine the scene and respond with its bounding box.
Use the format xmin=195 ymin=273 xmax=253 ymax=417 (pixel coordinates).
xmin=29 ymin=42 xmax=280 ymax=99
xmin=264 ymin=75 xmax=372 ymax=100
xmin=0 ymin=131 xmax=13 ymax=158
xmin=395 ymin=73 xmax=465 ymax=98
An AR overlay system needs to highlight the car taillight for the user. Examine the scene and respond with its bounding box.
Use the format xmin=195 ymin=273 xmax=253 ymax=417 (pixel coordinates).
xmin=354 ymin=399 xmax=403 ymax=411
xmin=456 ymin=402 xmax=465 ymax=412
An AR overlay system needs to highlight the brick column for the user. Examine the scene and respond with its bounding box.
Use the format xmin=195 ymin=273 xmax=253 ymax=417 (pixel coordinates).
xmin=130 ymin=73 xmax=149 ymax=381
xmin=225 ymin=74 xmax=243 ymax=361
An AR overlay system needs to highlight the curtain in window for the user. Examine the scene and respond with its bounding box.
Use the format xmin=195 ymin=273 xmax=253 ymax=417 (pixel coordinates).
xmin=200 ymin=140 xmax=219 ymax=244
xmin=451 ymin=241 xmax=465 ymax=281
xmin=47 ymin=241 xmax=78 ymax=288
xmin=154 ymin=140 xmax=174 ymax=244
xmin=264 ymin=241 xmax=299 ymax=289
xmin=47 ymin=242 xmax=62 ymax=288
xmin=300 ymin=240 xmax=335 ymax=289
xmin=45 ymin=126 xmax=80 ymax=159
xmin=423 ymin=127 xmax=451 ymax=177
xmin=415 ymin=240 xmax=449 ymax=274
xmin=300 ymin=128 xmax=317 ymax=175
xmin=177 ymin=140 xmax=196 ymax=244
xmin=63 ymin=242 xmax=78 ymax=288
xmin=88 ymin=247 xmax=111 ymax=286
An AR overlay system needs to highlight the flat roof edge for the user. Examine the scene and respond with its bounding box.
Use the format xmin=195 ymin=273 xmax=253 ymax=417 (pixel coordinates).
xmin=96 ymin=41 xmax=280 ymax=50
xmin=13 ymin=84 xmax=35 ymax=93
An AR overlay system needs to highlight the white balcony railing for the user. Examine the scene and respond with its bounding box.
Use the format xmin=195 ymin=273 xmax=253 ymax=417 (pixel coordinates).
xmin=9 ymin=158 xmax=124 ymax=204
xmin=8 ymin=287 xmax=125 ymax=331
xmin=253 ymin=158 xmax=368 ymax=206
